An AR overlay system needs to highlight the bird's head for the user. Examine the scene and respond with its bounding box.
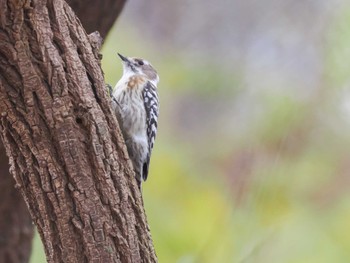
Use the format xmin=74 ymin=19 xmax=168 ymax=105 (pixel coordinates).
xmin=118 ymin=53 xmax=159 ymax=86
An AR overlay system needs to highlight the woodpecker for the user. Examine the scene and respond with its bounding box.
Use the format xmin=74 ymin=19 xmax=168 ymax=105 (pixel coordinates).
xmin=111 ymin=53 xmax=159 ymax=189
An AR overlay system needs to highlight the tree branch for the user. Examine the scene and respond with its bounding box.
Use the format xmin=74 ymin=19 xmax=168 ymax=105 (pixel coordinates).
xmin=67 ymin=0 xmax=127 ymax=38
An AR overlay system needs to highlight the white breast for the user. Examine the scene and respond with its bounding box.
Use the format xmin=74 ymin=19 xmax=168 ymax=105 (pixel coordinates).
xmin=113 ymin=77 xmax=148 ymax=144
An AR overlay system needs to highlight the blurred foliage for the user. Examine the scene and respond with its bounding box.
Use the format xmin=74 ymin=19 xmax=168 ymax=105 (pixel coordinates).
xmin=30 ymin=2 xmax=350 ymax=263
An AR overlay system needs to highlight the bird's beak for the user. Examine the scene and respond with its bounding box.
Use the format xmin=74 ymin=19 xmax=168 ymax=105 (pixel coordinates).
xmin=118 ymin=53 xmax=129 ymax=63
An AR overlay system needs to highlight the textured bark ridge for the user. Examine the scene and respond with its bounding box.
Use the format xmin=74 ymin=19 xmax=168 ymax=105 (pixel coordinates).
xmin=0 ymin=0 xmax=156 ymax=262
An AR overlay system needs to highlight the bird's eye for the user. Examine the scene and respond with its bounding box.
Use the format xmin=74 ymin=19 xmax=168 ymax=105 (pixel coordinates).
xmin=138 ymin=60 xmax=144 ymax=66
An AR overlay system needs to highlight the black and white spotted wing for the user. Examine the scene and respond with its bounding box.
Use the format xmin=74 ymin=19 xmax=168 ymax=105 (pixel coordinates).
xmin=142 ymin=81 xmax=159 ymax=181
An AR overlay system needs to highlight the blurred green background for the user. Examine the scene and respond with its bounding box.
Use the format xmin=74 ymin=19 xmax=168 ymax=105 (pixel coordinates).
xmin=31 ymin=1 xmax=350 ymax=262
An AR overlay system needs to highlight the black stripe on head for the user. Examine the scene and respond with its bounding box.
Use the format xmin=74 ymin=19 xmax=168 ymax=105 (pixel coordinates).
xmin=134 ymin=58 xmax=144 ymax=66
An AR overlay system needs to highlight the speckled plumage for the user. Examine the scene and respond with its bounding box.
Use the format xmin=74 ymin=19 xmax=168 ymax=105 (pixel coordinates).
xmin=112 ymin=54 xmax=159 ymax=188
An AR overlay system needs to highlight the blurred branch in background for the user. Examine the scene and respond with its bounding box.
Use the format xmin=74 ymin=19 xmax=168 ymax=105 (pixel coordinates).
xmin=0 ymin=143 xmax=33 ymax=263
xmin=67 ymin=0 xmax=126 ymax=38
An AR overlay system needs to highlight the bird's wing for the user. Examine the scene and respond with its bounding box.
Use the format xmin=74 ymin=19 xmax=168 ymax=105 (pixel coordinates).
xmin=142 ymin=81 xmax=159 ymax=181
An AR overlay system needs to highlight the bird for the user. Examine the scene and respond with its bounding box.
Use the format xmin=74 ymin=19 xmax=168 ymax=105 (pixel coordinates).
xmin=111 ymin=53 xmax=159 ymax=189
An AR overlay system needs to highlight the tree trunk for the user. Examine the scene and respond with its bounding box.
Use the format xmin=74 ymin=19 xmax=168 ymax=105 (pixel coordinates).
xmin=0 ymin=0 xmax=156 ymax=262
xmin=0 ymin=0 xmax=127 ymax=262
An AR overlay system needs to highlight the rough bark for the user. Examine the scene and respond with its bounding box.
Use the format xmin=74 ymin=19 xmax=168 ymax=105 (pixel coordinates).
xmin=0 ymin=143 xmax=34 ymax=263
xmin=0 ymin=0 xmax=127 ymax=262
xmin=0 ymin=0 xmax=156 ymax=262
xmin=67 ymin=0 xmax=127 ymax=38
